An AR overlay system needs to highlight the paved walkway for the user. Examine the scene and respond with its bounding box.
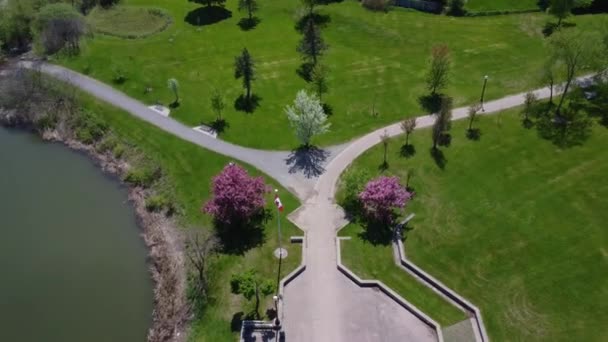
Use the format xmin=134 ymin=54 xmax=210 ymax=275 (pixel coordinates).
xmin=18 ymin=61 xmax=347 ymax=200
xmin=21 ymin=61 xmax=593 ymax=341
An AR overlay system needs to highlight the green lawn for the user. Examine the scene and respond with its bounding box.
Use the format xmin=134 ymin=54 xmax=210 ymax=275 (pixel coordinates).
xmin=337 ymin=109 xmax=608 ymax=341
xmin=339 ymin=225 xmax=467 ymax=326
xmin=465 ymin=0 xmax=539 ymax=12
xmin=58 ymin=0 xmax=607 ymax=149
xmin=87 ymin=6 xmax=172 ymax=38
xmin=79 ymin=93 xmax=302 ymax=341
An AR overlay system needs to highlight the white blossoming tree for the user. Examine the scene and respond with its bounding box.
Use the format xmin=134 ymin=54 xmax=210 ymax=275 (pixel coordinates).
xmin=285 ymin=90 xmax=330 ymax=147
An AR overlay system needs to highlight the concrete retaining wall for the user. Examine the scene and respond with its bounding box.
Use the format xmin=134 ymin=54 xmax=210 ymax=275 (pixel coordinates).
xmin=394 ymin=238 xmax=490 ymax=342
xmin=336 ymin=237 xmax=445 ymax=342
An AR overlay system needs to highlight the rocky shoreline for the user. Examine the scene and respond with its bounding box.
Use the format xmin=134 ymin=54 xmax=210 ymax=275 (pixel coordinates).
xmin=0 ymin=112 xmax=190 ymax=342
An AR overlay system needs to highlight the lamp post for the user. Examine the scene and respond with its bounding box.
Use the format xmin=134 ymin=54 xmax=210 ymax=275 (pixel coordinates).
xmin=480 ymin=75 xmax=489 ymax=112
xmin=273 ymin=295 xmax=281 ymax=341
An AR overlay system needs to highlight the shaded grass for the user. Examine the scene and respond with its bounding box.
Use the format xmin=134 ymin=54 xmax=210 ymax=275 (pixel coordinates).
xmin=78 ymin=93 xmax=302 ymax=340
xmin=59 ymin=0 xmax=608 ymax=148
xmin=339 ymin=224 xmax=467 ymax=326
xmin=338 ymin=108 xmax=608 ymax=341
xmin=87 ymin=6 xmax=172 ymax=39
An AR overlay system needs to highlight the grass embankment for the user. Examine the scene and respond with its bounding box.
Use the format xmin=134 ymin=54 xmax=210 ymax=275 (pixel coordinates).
xmin=338 ymin=108 xmax=608 ymax=341
xmin=0 ymin=73 xmax=302 ymax=341
xmin=87 ymin=6 xmax=172 ymax=39
xmin=80 ymin=95 xmax=302 ymax=341
xmin=59 ymin=0 xmax=608 ymax=148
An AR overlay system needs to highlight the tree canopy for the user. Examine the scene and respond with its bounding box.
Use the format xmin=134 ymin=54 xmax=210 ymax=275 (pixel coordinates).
xmin=358 ymin=176 xmax=411 ymax=224
xmin=285 ymin=90 xmax=330 ymax=146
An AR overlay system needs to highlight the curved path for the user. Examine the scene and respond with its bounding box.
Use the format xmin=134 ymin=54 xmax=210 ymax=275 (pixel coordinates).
xmin=20 ymin=61 xmax=593 ymax=341
xmin=18 ymin=61 xmax=347 ymax=200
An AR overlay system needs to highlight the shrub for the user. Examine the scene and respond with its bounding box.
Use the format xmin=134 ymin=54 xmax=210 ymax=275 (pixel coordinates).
xmin=35 ymin=3 xmax=86 ymax=55
xmin=145 ymin=194 xmax=171 ymax=212
xmin=112 ymin=65 xmax=128 ymax=84
xmin=124 ymin=165 xmax=161 ymax=187
xmin=341 ymin=168 xmax=371 ymax=215
xmin=96 ymin=135 xmax=119 ymax=153
xmin=112 ymin=143 xmax=126 ymax=158
xmin=71 ymin=110 xmax=108 ymax=144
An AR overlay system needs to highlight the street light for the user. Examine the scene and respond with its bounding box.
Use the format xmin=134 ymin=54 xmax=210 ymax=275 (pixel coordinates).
xmin=480 ymin=75 xmax=489 ymax=112
xmin=273 ymin=295 xmax=281 ymax=329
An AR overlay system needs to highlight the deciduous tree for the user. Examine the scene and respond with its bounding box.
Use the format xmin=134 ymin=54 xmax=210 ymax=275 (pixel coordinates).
xmin=35 ymin=3 xmax=86 ymax=54
xmin=210 ymin=88 xmax=225 ymax=121
xmin=358 ymin=176 xmax=411 ymax=224
xmin=521 ymin=92 xmax=538 ymax=127
xmin=432 ymin=96 xmax=453 ymax=149
xmin=185 ymin=229 xmax=220 ymax=302
xmin=230 ymin=270 xmax=274 ymax=319
xmin=203 ymin=163 xmax=268 ymax=225
xmin=234 ymin=48 xmax=255 ymax=103
xmin=400 ymin=118 xmax=416 ymax=146
xmin=426 ymin=44 xmax=451 ymax=95
xmin=285 ymin=90 xmax=330 ymax=147
xmin=550 ymin=30 xmax=602 ymax=116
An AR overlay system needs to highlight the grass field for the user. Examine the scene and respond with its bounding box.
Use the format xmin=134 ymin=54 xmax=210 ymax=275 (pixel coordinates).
xmin=58 ymin=0 xmax=608 ymax=149
xmin=79 ymin=93 xmax=302 ymax=340
xmin=465 ymin=0 xmax=539 ymax=12
xmin=87 ymin=6 xmax=172 ymax=38
xmin=337 ymin=108 xmax=608 ymax=341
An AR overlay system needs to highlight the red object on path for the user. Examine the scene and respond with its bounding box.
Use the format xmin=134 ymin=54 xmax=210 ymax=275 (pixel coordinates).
xmin=274 ymin=190 xmax=284 ymax=212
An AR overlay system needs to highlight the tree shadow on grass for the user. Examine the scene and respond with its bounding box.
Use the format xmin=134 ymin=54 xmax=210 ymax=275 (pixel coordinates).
xmin=542 ymin=21 xmax=576 ymax=37
xmin=185 ymin=6 xmax=232 ymax=27
xmin=358 ymin=220 xmax=392 ymax=246
xmin=238 ymin=17 xmax=261 ymax=31
xmin=234 ymin=94 xmax=261 ymax=113
xmin=295 ymin=13 xmax=331 ymax=33
xmin=466 ymin=128 xmax=481 ymax=141
xmin=418 ymin=93 xmax=442 ymax=113
xmin=296 ymin=62 xmax=314 ymax=82
xmin=169 ymin=101 xmax=180 ymax=109
xmin=208 ymin=118 xmax=229 ymax=133
xmin=378 ymin=161 xmax=389 ymax=171
xmin=400 ymin=144 xmax=416 ymax=158
xmin=322 ymin=103 xmax=333 ymax=116
xmin=430 ymin=147 xmax=447 ymax=170
xmin=285 ymin=145 xmax=330 ymax=178
xmin=231 ymin=312 xmax=244 ymax=332
xmin=214 ymin=215 xmax=267 ymax=254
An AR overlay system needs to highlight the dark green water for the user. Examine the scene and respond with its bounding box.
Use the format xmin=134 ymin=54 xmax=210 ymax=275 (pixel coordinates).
xmin=0 ymin=127 xmax=153 ymax=341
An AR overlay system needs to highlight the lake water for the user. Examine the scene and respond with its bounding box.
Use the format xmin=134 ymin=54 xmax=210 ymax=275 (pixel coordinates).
xmin=0 ymin=127 xmax=153 ymax=341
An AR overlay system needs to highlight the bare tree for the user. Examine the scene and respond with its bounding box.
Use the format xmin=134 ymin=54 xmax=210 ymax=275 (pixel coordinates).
xmin=550 ymin=30 xmax=602 ymax=116
xmin=185 ymin=229 xmax=220 ymax=301
xmin=467 ymin=103 xmax=481 ymax=131
xmin=400 ymin=118 xmax=416 ymax=146
xmin=426 ymin=44 xmax=451 ymax=95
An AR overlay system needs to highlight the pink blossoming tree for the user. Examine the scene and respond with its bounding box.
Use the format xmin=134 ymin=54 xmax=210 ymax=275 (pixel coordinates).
xmin=358 ymin=176 xmax=411 ymax=224
xmin=203 ymin=163 xmax=268 ymax=225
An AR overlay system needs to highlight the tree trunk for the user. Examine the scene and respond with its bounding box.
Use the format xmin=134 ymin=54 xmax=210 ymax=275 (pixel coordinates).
xmin=246 ymin=84 xmax=251 ymax=103
xmin=248 ymin=7 xmax=252 ymax=21
xmin=383 ymin=145 xmax=387 ymax=165
xmin=549 ymin=82 xmax=554 ymax=104
xmin=557 ymin=17 xmax=562 ymax=28
xmin=556 ymin=74 xmax=573 ymax=117
xmin=405 ymin=133 xmax=409 ymax=146
xmin=468 ymin=117 xmax=474 ymax=130
xmin=254 ymin=282 xmax=260 ymax=319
